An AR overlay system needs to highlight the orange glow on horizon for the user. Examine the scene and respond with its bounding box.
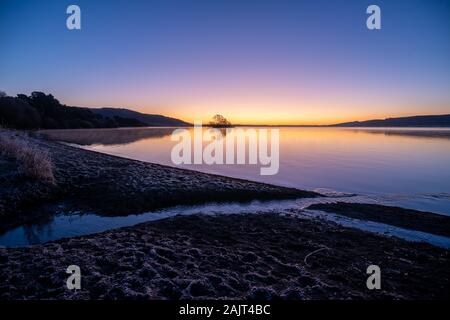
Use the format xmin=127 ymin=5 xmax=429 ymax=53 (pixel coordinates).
xmin=129 ymin=107 xmax=448 ymax=126
xmin=69 ymin=95 xmax=450 ymax=126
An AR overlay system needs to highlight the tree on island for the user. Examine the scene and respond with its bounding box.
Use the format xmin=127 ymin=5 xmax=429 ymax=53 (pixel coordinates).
xmin=208 ymin=114 xmax=233 ymax=127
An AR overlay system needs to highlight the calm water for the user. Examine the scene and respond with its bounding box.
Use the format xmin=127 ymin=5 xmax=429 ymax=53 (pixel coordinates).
xmin=41 ymin=127 xmax=450 ymax=215
xmin=2 ymin=126 xmax=450 ymax=248
xmin=2 ymin=197 xmax=450 ymax=248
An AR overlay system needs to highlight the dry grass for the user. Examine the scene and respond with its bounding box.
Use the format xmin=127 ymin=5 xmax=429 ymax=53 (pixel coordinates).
xmin=0 ymin=130 xmax=55 ymax=184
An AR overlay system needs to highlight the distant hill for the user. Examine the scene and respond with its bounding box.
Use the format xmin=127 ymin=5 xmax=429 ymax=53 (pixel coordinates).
xmin=331 ymin=115 xmax=450 ymax=127
xmin=0 ymin=92 xmax=149 ymax=129
xmin=92 ymin=108 xmax=191 ymax=127
xmin=0 ymin=91 xmax=190 ymax=129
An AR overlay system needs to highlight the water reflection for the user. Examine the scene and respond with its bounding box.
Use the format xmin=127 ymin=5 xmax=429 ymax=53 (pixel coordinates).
xmin=39 ymin=127 xmax=175 ymax=145
xmin=346 ymin=128 xmax=450 ymax=140
xmin=42 ymin=127 xmax=450 ymax=214
xmin=2 ymin=196 xmax=450 ymax=248
xmin=23 ymin=222 xmax=53 ymax=245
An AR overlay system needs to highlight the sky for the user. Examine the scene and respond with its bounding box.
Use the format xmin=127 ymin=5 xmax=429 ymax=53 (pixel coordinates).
xmin=1 ymin=0 xmax=449 ymax=125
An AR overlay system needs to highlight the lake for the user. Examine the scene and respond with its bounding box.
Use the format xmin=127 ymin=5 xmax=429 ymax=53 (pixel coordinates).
xmin=41 ymin=127 xmax=450 ymax=215
xmin=2 ymin=126 xmax=450 ymax=247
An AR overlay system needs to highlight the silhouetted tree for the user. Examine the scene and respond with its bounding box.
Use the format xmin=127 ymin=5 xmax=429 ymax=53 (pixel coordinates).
xmin=0 ymin=91 xmax=146 ymax=129
xmin=0 ymin=96 xmax=41 ymax=128
xmin=209 ymin=114 xmax=232 ymax=127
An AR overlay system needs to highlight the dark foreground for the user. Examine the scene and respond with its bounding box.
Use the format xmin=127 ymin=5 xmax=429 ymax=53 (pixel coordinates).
xmin=0 ymin=213 xmax=448 ymax=300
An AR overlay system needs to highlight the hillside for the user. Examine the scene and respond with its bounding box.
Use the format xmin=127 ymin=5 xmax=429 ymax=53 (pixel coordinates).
xmin=0 ymin=92 xmax=189 ymax=129
xmin=332 ymin=114 xmax=450 ymax=127
xmin=92 ymin=108 xmax=191 ymax=127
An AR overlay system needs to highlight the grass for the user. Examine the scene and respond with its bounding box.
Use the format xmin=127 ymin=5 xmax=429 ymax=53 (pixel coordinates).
xmin=0 ymin=129 xmax=55 ymax=184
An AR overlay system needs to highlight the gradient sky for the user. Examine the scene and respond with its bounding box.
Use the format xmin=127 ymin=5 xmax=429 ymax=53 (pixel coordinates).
xmin=1 ymin=0 xmax=449 ymax=124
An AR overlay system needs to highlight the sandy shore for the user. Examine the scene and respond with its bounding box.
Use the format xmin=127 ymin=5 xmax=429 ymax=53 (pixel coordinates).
xmin=0 ymin=131 xmax=318 ymax=231
xmin=0 ymin=213 xmax=448 ymax=300
xmin=308 ymin=202 xmax=450 ymax=238
xmin=0 ymin=131 xmax=449 ymax=300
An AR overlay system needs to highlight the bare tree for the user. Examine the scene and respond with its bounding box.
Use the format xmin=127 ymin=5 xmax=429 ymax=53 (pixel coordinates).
xmin=209 ymin=114 xmax=232 ymax=127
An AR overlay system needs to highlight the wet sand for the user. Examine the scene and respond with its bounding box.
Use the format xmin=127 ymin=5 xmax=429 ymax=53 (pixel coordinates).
xmin=308 ymin=202 xmax=450 ymax=237
xmin=0 ymin=213 xmax=448 ymax=300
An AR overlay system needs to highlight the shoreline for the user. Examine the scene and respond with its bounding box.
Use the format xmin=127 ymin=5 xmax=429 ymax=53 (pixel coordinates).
xmin=0 ymin=131 xmax=319 ymax=231
xmin=0 ymin=130 xmax=449 ymax=299
xmin=1 ymin=213 xmax=448 ymax=299
xmin=307 ymin=202 xmax=450 ymax=238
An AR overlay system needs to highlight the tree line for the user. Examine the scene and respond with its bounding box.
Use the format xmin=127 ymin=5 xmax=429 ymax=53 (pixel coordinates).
xmin=0 ymin=91 xmax=146 ymax=129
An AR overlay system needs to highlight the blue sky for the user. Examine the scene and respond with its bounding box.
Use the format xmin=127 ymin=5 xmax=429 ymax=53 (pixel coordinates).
xmin=1 ymin=0 xmax=449 ymax=124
